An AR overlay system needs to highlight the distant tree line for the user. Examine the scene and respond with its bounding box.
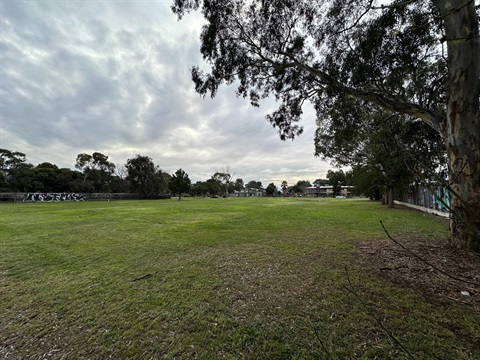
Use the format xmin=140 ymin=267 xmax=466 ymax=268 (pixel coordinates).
xmin=1 ymin=144 xmax=445 ymax=204
xmin=0 ymin=149 xmax=173 ymax=198
xmin=0 ymin=149 xmax=281 ymax=199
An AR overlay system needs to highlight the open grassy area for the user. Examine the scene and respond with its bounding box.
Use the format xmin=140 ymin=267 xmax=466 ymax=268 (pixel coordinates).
xmin=1 ymin=197 xmax=478 ymax=359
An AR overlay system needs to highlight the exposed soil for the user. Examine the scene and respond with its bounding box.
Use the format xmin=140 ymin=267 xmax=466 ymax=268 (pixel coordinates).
xmin=355 ymin=235 xmax=480 ymax=309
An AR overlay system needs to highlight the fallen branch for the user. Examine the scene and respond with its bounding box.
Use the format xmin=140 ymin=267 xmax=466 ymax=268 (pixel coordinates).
xmin=380 ymin=221 xmax=480 ymax=287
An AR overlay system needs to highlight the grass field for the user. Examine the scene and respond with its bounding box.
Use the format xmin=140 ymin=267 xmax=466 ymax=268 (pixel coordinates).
xmin=1 ymin=197 xmax=478 ymax=359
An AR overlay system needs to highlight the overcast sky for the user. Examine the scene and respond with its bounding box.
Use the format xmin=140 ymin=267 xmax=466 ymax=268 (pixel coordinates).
xmin=0 ymin=0 xmax=333 ymax=187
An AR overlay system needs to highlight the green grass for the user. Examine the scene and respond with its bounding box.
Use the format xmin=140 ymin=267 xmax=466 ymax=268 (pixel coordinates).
xmin=0 ymin=198 xmax=478 ymax=359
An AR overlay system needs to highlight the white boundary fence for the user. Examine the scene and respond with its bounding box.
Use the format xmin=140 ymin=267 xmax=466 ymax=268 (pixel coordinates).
xmin=394 ymin=200 xmax=450 ymax=218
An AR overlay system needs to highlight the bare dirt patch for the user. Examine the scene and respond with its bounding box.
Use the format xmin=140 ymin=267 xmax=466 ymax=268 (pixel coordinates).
xmin=355 ymin=236 xmax=480 ymax=309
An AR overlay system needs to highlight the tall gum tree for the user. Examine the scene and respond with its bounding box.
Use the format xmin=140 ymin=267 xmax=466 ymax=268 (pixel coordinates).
xmin=172 ymin=0 xmax=480 ymax=252
xmin=434 ymin=0 xmax=480 ymax=252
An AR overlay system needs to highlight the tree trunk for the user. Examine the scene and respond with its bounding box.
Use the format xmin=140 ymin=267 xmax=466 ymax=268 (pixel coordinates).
xmin=387 ymin=187 xmax=395 ymax=209
xmin=414 ymin=182 xmax=419 ymax=206
xmin=381 ymin=191 xmax=387 ymax=205
xmin=433 ymin=0 xmax=480 ymax=252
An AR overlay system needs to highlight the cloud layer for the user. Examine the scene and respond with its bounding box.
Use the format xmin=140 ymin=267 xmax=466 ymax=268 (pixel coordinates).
xmin=0 ymin=1 xmax=332 ymax=186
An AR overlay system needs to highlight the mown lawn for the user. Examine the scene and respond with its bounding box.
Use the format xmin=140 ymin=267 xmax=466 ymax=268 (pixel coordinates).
xmin=0 ymin=197 xmax=478 ymax=359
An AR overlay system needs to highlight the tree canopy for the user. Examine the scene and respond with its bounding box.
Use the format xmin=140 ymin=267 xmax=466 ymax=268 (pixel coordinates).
xmin=125 ymin=155 xmax=169 ymax=197
xmin=317 ymin=102 xmax=446 ymax=205
xmin=75 ymin=152 xmax=116 ymax=192
xmin=265 ymin=182 xmax=277 ymax=196
xmin=0 ymin=149 xmax=27 ymax=191
xmin=246 ymin=180 xmax=262 ymax=189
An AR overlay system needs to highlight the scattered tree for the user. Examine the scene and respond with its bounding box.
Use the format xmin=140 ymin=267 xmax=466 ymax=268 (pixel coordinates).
xmin=169 ymin=168 xmax=192 ymax=200
xmin=125 ymin=155 xmax=168 ymax=198
xmin=265 ymin=182 xmax=277 ymax=196
xmin=206 ymin=177 xmax=222 ymax=196
xmin=212 ymin=172 xmax=229 ymax=195
xmin=327 ymin=170 xmax=347 ymax=198
xmin=281 ymin=180 xmax=288 ymax=196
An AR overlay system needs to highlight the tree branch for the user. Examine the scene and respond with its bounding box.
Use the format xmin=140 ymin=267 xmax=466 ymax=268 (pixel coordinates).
xmin=273 ymin=50 xmax=446 ymax=132
xmin=343 ymin=88 xmax=445 ymax=133
xmin=380 ymin=221 xmax=480 ymax=287
xmin=329 ymin=0 xmax=375 ymax=37
xmin=371 ymin=0 xmax=419 ymax=9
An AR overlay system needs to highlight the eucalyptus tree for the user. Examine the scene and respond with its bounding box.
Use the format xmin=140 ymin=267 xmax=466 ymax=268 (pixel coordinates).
xmin=172 ymin=0 xmax=480 ymax=252
xmin=281 ymin=180 xmax=288 ymax=196
xmin=0 ymin=149 xmax=26 ymax=170
xmin=75 ymin=152 xmax=116 ymax=192
xmin=349 ymin=165 xmax=383 ymax=201
xmin=0 ymin=149 xmax=27 ymax=190
xmin=213 ymin=167 xmax=235 ymax=195
xmin=57 ymin=168 xmax=84 ymax=193
xmin=212 ymin=171 xmax=231 ymax=195
xmin=125 ymin=155 xmax=169 ymax=197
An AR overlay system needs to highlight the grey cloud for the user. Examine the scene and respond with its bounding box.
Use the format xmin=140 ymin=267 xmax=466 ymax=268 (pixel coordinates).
xmin=0 ymin=1 xmax=332 ymax=185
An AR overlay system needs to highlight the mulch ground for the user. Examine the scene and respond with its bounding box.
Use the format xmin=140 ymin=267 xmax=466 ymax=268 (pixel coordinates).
xmin=355 ymin=236 xmax=480 ymax=309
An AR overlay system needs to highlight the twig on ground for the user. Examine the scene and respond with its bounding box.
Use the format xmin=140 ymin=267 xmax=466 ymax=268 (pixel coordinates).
xmin=380 ymin=221 xmax=480 ymax=287
xmin=131 ymin=273 xmax=153 ymax=282
xmin=344 ymin=267 xmax=416 ymax=360
xmin=313 ymin=325 xmax=333 ymax=360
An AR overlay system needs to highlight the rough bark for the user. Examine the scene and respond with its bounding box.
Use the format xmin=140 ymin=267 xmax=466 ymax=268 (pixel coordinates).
xmin=433 ymin=0 xmax=480 ymax=252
